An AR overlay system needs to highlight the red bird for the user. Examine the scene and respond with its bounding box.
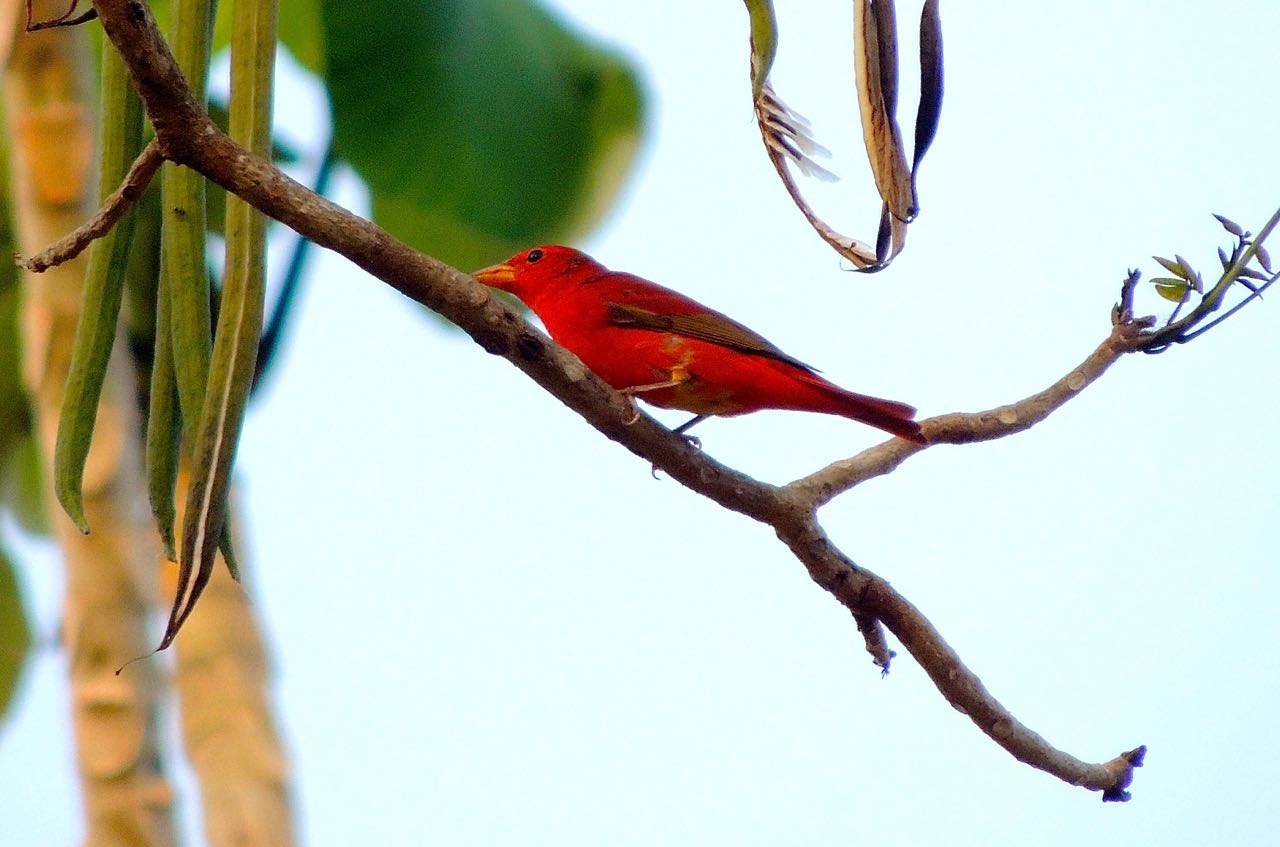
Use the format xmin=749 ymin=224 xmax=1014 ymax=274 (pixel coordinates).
xmin=472 ymin=245 xmax=926 ymax=444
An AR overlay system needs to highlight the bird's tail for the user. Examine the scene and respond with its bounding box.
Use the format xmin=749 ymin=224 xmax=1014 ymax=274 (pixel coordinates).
xmin=814 ymin=380 xmax=927 ymax=444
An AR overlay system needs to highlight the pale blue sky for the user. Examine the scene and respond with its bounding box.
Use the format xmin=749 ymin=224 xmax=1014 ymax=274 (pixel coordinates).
xmin=3 ymin=2 xmax=1279 ymax=844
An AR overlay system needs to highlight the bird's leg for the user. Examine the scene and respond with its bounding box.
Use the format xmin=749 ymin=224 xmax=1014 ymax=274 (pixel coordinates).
xmin=618 ymin=365 xmax=691 ymax=397
xmin=672 ymin=415 xmax=706 ymax=436
xmin=619 ymin=396 xmax=642 ymax=426
xmin=650 ymin=415 xmax=705 ymax=477
xmin=620 ymin=367 xmax=704 ymax=477
xmin=617 ymin=379 xmax=681 ymax=427
xmin=649 ymin=417 xmax=704 ymax=479
xmin=672 ymin=415 xmax=706 ymax=449
xmin=620 ymin=366 xmax=696 ymax=435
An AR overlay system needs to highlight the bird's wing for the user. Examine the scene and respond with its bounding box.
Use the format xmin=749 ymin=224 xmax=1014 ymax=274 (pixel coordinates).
xmin=605 ymin=301 xmax=817 ymax=372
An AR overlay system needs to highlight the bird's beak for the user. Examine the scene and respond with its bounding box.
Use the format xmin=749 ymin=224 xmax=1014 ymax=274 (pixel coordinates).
xmin=472 ymin=262 xmax=516 ymax=292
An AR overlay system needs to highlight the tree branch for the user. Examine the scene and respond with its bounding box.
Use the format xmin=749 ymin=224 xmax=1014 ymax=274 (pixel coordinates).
xmin=863 ymin=571 xmax=1147 ymax=801
xmin=19 ymin=137 xmax=160 ymax=272
xmin=769 ymin=508 xmax=1145 ymax=798
xmin=785 ymin=316 xmax=1153 ymax=509
xmin=76 ymin=0 xmax=1161 ymax=800
xmin=1138 ymin=206 xmax=1280 ymax=352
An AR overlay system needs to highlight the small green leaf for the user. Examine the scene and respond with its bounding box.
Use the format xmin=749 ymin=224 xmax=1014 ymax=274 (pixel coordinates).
xmin=0 ymin=542 xmax=33 ymax=727
xmin=1152 ymin=278 xmax=1190 ymax=303
xmin=1153 ymin=255 xmax=1188 ymax=279
xmin=743 ymin=0 xmax=779 ymax=101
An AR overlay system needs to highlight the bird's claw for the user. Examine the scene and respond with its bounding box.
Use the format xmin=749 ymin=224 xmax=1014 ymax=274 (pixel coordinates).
xmin=621 ymin=396 xmax=641 ymax=426
xmin=650 ymin=429 xmax=703 ymax=479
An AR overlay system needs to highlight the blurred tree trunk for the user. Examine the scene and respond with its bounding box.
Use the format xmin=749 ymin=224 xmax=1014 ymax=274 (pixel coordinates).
xmin=173 ymin=485 xmax=296 ymax=847
xmin=3 ymin=3 xmax=177 ymax=845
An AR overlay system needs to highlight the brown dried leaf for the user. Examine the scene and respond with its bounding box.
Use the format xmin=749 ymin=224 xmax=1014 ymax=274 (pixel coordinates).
xmin=754 ymin=84 xmax=880 ymax=268
xmin=912 ymin=0 xmax=944 ymax=189
xmin=854 ymin=0 xmax=914 ymax=223
xmin=758 ymin=93 xmax=837 ymax=182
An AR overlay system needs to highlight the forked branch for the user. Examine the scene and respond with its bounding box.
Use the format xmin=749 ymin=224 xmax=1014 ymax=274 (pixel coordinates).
xmin=40 ymin=0 xmax=1266 ymax=802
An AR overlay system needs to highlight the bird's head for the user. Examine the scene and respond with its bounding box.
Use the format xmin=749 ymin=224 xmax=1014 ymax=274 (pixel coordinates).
xmin=472 ymin=245 xmax=598 ymax=305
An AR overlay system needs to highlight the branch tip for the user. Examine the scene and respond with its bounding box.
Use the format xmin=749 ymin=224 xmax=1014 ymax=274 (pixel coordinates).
xmin=1099 ymin=745 xmax=1146 ymax=802
xmin=22 ymin=139 xmax=163 ymax=273
xmin=1135 ymin=206 xmax=1280 ymax=353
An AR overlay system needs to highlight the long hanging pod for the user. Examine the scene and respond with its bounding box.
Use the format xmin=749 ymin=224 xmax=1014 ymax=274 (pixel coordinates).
xmin=165 ymin=0 xmax=278 ymax=648
xmin=156 ymin=0 xmax=242 ymax=646
xmin=745 ymin=0 xmax=945 ymax=271
xmin=50 ymin=43 xmax=144 ymax=532
xmin=854 ymin=0 xmax=913 ymax=224
xmin=161 ymin=0 xmax=217 ymax=435
xmin=911 ymin=0 xmax=944 ymax=209
xmin=117 ymin=172 xmax=185 ymax=560
xmin=146 ymin=244 xmax=183 ymax=561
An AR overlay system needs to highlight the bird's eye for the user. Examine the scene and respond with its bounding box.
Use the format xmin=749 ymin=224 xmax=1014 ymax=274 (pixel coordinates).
xmin=527 ymin=248 xmax=544 ymax=263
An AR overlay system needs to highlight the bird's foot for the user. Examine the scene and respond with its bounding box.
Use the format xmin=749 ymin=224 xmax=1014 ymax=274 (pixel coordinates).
xmin=621 ymin=396 xmax=642 ymax=426
xmin=650 ymin=425 xmax=703 ymax=479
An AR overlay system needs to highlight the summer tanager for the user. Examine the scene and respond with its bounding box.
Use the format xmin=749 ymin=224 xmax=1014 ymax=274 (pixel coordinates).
xmin=472 ymin=245 xmax=926 ymax=443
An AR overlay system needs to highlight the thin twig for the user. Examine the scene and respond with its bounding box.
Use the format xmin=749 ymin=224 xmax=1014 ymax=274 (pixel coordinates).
xmin=770 ymin=510 xmax=1145 ymax=799
xmin=786 ymin=317 xmax=1154 ymax=509
xmin=1177 ymin=272 xmax=1278 ymax=343
xmin=20 ymin=138 xmax=162 ymax=273
xmin=860 ymin=571 xmax=1146 ymax=801
xmin=1139 ymin=204 xmax=1280 ymax=352
xmin=25 ymin=0 xmax=96 ymax=31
